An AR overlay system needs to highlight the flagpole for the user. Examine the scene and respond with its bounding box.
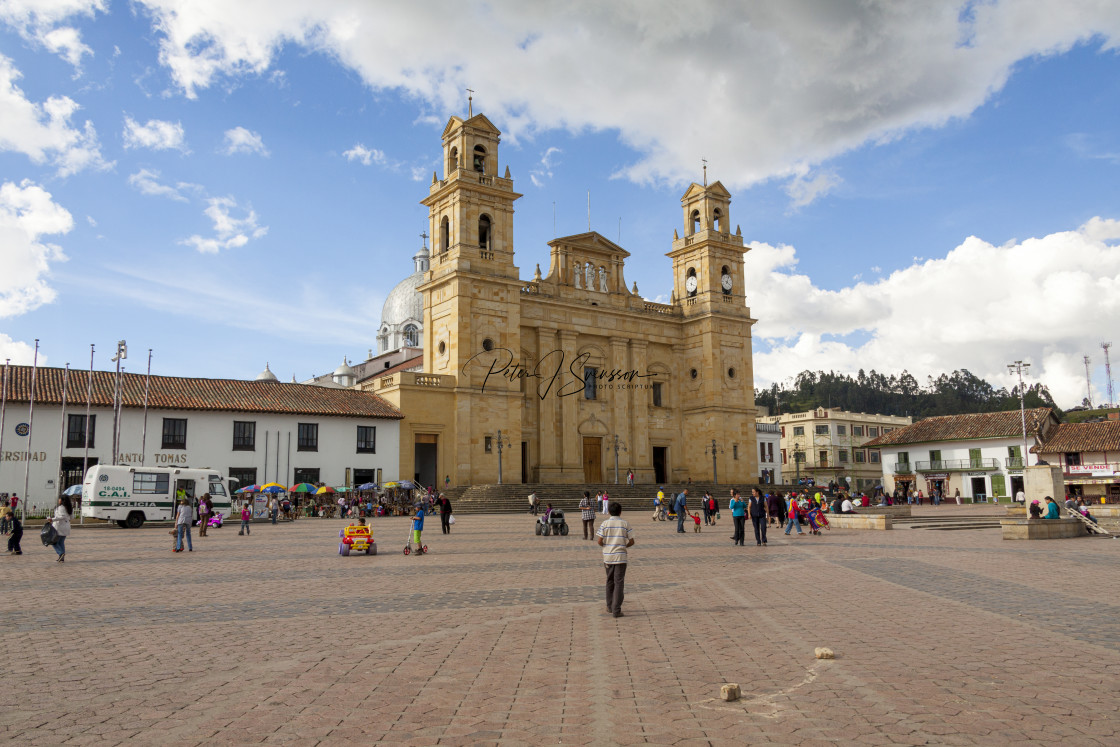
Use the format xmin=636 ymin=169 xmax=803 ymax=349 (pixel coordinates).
xmin=56 ymin=363 xmax=70 ymax=501
xmin=81 ymin=345 xmax=93 ymax=523
xmin=140 ymin=349 xmax=152 ymax=465
xmin=21 ymin=339 xmax=39 ymax=522
xmin=0 ymin=359 xmax=8 ymax=496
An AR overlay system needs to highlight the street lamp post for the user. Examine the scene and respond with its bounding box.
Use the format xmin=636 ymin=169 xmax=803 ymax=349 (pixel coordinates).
xmin=1008 ymin=360 xmax=1031 ymax=500
xmin=611 ymin=435 xmax=628 ymax=484
xmin=794 ymin=444 xmax=804 ymax=485
xmin=704 ymin=439 xmax=724 ymax=485
xmin=495 ymin=430 xmax=513 ymax=485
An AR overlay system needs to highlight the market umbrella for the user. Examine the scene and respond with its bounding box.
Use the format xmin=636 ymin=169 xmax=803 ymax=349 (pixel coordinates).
xmin=62 ymin=484 xmax=83 ymax=496
xmin=357 ymin=482 xmax=378 ymax=490
xmin=315 ymin=486 xmax=336 ymax=495
xmin=289 ymin=483 xmax=317 ymax=493
xmin=382 ymin=481 xmax=400 ymax=489
xmin=398 ymin=480 xmax=416 ymax=489
xmin=260 ymin=485 xmax=285 ymax=494
xmin=260 ymin=482 xmax=286 ymax=491
xmin=236 ymin=484 xmax=261 ymax=494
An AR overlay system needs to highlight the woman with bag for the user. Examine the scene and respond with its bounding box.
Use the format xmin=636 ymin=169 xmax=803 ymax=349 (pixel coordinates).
xmin=438 ymin=494 xmax=453 ymax=534
xmin=46 ymin=494 xmax=73 ymax=562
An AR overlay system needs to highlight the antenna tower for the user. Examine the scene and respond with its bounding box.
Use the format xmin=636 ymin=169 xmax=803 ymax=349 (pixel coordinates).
xmin=1083 ymin=355 xmax=1093 ymax=409
xmin=1103 ymin=342 xmax=1115 ymax=408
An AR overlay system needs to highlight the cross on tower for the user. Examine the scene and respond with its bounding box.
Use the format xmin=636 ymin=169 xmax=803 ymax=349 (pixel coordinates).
xmin=420 ymin=230 xmax=428 ymax=247
xmin=466 ymin=88 xmax=474 ymax=117
xmin=702 ymin=158 xmax=708 ymax=186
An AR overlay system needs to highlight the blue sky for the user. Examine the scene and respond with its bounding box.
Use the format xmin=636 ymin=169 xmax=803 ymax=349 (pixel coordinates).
xmin=1 ymin=1 xmax=1119 ymax=408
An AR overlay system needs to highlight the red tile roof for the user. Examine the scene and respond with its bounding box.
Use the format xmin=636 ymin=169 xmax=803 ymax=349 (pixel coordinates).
xmin=1033 ymin=421 xmax=1120 ymax=454
xmin=863 ymin=408 xmax=1057 ymax=448
xmin=0 ymin=365 xmax=403 ymax=419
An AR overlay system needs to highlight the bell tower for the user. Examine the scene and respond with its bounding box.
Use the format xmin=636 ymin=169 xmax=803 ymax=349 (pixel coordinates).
xmin=667 ymin=180 xmax=748 ymax=313
xmin=422 ymin=114 xmax=521 ymax=280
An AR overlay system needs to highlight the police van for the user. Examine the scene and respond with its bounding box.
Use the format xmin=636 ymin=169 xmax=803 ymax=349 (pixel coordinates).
xmin=81 ymin=465 xmax=233 ymax=528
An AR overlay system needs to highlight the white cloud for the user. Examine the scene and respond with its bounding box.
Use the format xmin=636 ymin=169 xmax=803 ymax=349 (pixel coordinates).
xmin=122 ymin=116 xmax=187 ymax=151
xmin=746 ymin=218 xmax=1120 ymax=408
xmin=0 ymin=179 xmax=73 ymax=318
xmin=127 ymin=168 xmax=195 ymax=202
xmin=529 ymin=146 xmax=561 ymax=188
xmin=0 ymin=54 xmax=110 ymax=176
xmin=222 ymin=126 xmax=269 ymax=156
xmin=785 ymin=168 xmax=842 ymax=209
xmin=343 ymin=143 xmax=386 ymax=166
xmin=0 ymin=332 xmax=41 ymax=364
xmin=180 ymin=195 xmax=267 ymax=253
xmin=0 ymin=0 xmax=105 ymax=69
xmin=131 ymin=0 xmax=1120 ymax=202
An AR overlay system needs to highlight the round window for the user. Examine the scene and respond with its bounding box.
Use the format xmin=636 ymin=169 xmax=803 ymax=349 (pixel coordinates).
xmin=728 ymin=367 xmax=736 ymax=379
xmin=689 ymin=368 xmax=698 ymax=380
xmin=482 ymin=338 xmax=494 ymax=352
xmin=438 ymin=341 xmax=447 ymax=355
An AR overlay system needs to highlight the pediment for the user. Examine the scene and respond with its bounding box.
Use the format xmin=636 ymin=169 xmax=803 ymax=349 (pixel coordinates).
xmin=464 ymin=113 xmax=501 ymax=134
xmin=548 ymin=231 xmax=631 ymax=260
xmin=681 ymin=180 xmax=732 ymax=202
xmin=441 ymin=116 xmax=464 ymax=138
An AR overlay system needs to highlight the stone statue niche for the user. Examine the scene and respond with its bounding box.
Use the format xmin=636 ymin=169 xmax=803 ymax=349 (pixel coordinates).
xmin=598 ymin=266 xmax=608 ymax=292
xmin=584 ymin=262 xmax=595 ymax=290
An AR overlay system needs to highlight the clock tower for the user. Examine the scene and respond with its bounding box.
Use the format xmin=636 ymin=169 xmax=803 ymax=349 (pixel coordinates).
xmin=667 ymin=179 xmax=757 ymax=477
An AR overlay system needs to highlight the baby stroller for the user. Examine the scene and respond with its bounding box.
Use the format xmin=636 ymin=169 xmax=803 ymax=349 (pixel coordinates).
xmin=806 ymin=508 xmax=829 ymax=536
xmin=535 ymin=508 xmax=569 ymax=536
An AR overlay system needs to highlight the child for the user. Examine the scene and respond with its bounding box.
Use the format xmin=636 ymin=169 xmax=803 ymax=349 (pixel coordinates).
xmin=239 ymin=502 xmax=252 ymax=535
xmin=411 ymin=505 xmax=425 ymax=555
xmin=6 ymin=515 xmax=22 ymax=554
xmin=689 ymin=510 xmax=701 ymax=533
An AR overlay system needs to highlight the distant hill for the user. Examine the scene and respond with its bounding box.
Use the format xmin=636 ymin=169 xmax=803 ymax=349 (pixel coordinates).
xmin=1062 ymin=406 xmax=1120 ymax=424
xmin=754 ymin=369 xmax=1056 ymax=420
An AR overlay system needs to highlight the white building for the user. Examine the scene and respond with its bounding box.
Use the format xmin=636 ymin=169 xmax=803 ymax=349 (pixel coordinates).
xmin=0 ymin=365 xmax=403 ymax=515
xmin=863 ymin=408 xmax=1060 ymax=503
xmin=755 ymin=422 xmax=782 ymax=485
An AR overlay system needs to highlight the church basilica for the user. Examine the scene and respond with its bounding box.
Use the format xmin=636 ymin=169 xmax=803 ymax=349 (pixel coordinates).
xmin=365 ymin=111 xmax=760 ymax=487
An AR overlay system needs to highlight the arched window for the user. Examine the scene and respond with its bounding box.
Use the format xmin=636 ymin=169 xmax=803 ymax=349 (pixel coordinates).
xmin=448 ymin=146 xmax=458 ymax=175
xmin=690 ymin=209 xmax=700 ymax=235
xmin=478 ymin=214 xmax=491 ymax=248
xmin=713 ymin=208 xmax=722 ymax=232
xmin=686 ymin=267 xmax=697 ymax=297
xmin=473 ymin=145 xmax=486 ymax=173
xmin=440 ymin=217 xmax=450 ymax=252
xmin=721 ymin=265 xmax=732 ymax=295
xmin=403 ymin=324 xmax=419 ymax=347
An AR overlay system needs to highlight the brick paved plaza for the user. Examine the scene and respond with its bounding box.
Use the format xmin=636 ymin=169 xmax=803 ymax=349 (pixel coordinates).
xmin=2 ymin=505 xmax=1118 ymax=745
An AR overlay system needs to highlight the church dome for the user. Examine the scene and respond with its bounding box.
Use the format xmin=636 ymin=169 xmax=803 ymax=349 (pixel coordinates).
xmin=334 ymin=358 xmax=356 ymax=378
xmin=378 ymin=244 xmax=429 ymax=353
xmin=255 ymin=363 xmax=278 ymax=382
xmin=381 ymin=271 xmax=425 ymax=331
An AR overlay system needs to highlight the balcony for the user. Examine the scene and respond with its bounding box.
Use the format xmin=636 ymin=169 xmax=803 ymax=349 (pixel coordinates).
xmin=894 ymin=462 xmax=913 ymax=474
xmin=1005 ymin=456 xmax=1025 ymax=469
xmin=914 ymin=458 xmax=1000 ymax=472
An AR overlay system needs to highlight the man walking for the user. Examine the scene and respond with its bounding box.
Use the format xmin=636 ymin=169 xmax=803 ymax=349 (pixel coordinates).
xmin=748 ymin=488 xmax=768 ymax=546
xmin=579 ymin=490 xmax=595 ymax=540
xmin=675 ymin=489 xmax=689 ymax=533
xmin=268 ymin=495 xmax=279 ymax=525
xmin=438 ymin=493 xmax=453 ymax=534
xmin=174 ymin=497 xmax=193 ymax=552
xmin=596 ymin=501 xmax=634 ymax=618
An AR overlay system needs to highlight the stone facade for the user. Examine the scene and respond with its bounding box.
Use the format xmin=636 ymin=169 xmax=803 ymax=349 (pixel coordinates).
xmin=365 ymin=112 xmax=759 ymax=487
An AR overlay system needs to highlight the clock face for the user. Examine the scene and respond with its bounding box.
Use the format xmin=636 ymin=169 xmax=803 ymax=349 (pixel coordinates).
xmin=685 ymin=275 xmax=698 ymax=293
xmin=721 ymin=273 xmax=733 ymax=291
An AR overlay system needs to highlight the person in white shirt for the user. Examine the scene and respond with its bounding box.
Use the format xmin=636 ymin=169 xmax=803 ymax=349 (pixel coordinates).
xmin=174 ymin=497 xmax=193 ymax=552
xmin=840 ymin=497 xmax=856 ymax=514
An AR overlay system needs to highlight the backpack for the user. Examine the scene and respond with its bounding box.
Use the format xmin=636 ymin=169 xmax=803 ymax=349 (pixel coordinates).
xmin=40 ymin=522 xmax=59 ymax=546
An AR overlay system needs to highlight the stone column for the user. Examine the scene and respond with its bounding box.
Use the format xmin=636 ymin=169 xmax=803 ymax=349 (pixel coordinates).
xmin=536 ymin=326 xmax=562 ymax=481
xmin=629 ymin=340 xmax=652 ymax=483
xmin=609 ymin=336 xmax=629 ymax=484
xmin=558 ymin=329 xmax=580 ymax=481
